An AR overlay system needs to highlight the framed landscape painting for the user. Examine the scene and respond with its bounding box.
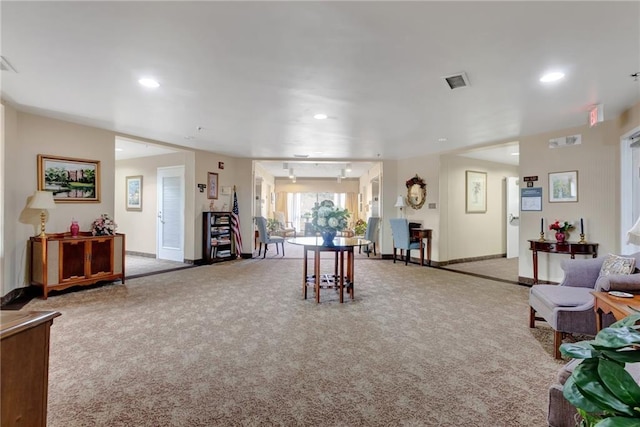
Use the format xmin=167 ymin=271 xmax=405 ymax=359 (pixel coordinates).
xmin=37 ymin=154 xmax=100 ymax=202
xmin=549 ymin=170 xmax=578 ymax=202
xmin=126 ymin=175 xmax=143 ymax=211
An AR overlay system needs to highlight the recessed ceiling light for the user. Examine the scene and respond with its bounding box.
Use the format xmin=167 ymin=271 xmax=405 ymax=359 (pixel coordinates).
xmin=313 ymin=113 xmax=328 ymax=120
xmin=138 ymin=78 xmax=160 ymax=88
xmin=115 ymin=148 xmax=124 ymax=152
xmin=293 ymin=154 xmax=309 ymax=158
xmin=540 ymin=72 xmax=565 ymax=83
xmin=184 ymin=136 xmax=195 ymax=140
xmin=511 ymin=152 xmax=520 ymax=156
xmin=437 ymin=138 xmax=448 ymax=142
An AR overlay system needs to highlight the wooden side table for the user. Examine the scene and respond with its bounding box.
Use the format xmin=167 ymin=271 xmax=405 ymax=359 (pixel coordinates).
xmin=592 ymin=291 xmax=640 ymax=331
xmin=528 ymin=240 xmax=598 ymax=284
xmin=1 ymin=310 xmax=61 ymax=427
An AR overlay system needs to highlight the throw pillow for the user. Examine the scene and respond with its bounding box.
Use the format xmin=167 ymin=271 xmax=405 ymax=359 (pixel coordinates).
xmin=599 ymin=254 xmax=637 ymax=276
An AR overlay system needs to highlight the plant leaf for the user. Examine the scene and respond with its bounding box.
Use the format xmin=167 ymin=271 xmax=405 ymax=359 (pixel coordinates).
xmin=561 ymin=341 xmax=598 ymax=359
xmin=595 ymin=416 xmax=640 ymax=427
xmin=573 ymin=360 xmax=636 ymax=416
xmin=594 ymin=328 xmax=640 ymax=349
xmin=600 ymin=350 xmax=640 ymax=364
xmin=564 ymin=374 xmax=605 ymax=414
xmin=612 ymin=314 xmax=640 ymax=328
xmin=598 ymin=359 xmax=640 ymax=407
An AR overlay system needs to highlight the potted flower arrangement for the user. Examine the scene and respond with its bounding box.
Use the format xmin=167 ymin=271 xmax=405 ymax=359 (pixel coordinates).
xmin=91 ymin=213 xmax=117 ymax=236
xmin=311 ymin=200 xmax=350 ymax=245
xmin=549 ymin=220 xmax=574 ymax=243
xmin=354 ymin=219 xmax=367 ymax=236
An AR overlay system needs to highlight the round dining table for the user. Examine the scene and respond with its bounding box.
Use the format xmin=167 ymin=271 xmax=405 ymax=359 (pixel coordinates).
xmin=287 ymin=236 xmax=371 ymax=303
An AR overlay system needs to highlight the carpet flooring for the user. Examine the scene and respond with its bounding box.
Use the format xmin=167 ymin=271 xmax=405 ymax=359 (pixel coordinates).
xmin=24 ymin=257 xmax=564 ymax=426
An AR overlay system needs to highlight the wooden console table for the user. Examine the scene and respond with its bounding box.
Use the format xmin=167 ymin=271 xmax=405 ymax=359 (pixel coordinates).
xmin=411 ymin=229 xmax=432 ymax=266
xmin=528 ymin=239 xmax=598 ymax=284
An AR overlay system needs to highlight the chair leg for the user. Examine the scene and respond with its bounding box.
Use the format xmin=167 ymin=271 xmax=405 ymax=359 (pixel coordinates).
xmin=393 ymin=247 xmax=397 ymax=263
xmin=282 ymin=242 xmax=285 ymax=256
xmin=405 ymin=250 xmax=410 ymax=265
xmin=373 ymin=243 xmax=376 ymax=256
xmin=553 ymin=330 xmax=563 ymax=359
xmin=263 ymin=244 xmax=268 ymax=258
xmin=276 ymin=243 xmax=280 ymax=255
xmin=529 ymin=307 xmax=536 ymax=328
xmin=258 ymin=243 xmax=262 ymax=257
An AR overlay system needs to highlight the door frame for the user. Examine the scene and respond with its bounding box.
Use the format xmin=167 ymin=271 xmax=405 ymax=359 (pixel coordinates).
xmin=621 ymin=126 xmax=640 ymax=253
xmin=156 ymin=165 xmax=185 ymax=261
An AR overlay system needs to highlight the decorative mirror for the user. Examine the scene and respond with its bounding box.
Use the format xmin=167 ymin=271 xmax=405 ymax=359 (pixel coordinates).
xmin=405 ymin=174 xmax=427 ymax=210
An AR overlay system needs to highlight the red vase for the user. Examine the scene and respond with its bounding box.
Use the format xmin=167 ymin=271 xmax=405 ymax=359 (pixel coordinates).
xmin=555 ymin=231 xmax=566 ymax=243
xmin=70 ymin=220 xmax=80 ymax=237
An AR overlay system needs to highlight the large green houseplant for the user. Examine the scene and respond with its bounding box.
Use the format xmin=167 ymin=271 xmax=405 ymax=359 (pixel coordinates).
xmin=560 ymin=313 xmax=640 ymax=427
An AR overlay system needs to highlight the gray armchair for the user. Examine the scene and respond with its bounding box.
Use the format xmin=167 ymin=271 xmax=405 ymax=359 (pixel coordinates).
xmin=254 ymin=216 xmax=285 ymax=258
xmin=360 ymin=217 xmax=380 ymax=257
xmin=529 ymin=252 xmax=640 ymax=359
xmin=389 ymin=218 xmax=423 ymax=265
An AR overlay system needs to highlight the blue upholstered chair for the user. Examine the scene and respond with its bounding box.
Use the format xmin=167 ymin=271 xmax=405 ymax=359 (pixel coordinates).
xmin=389 ymin=218 xmax=423 ymax=265
xmin=254 ymin=216 xmax=285 ymax=258
xmin=360 ymin=217 xmax=380 ymax=257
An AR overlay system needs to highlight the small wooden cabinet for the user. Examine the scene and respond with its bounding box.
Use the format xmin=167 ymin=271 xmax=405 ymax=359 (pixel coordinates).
xmin=1 ymin=310 xmax=61 ymax=427
xmin=202 ymin=212 xmax=236 ymax=264
xmin=30 ymin=232 xmax=125 ymax=299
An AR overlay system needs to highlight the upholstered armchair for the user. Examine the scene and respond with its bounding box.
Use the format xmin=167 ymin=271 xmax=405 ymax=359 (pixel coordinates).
xmin=272 ymin=211 xmax=296 ymax=238
xmin=254 ymin=217 xmax=285 ymax=258
xmin=529 ymin=252 xmax=640 ymax=359
xmin=360 ymin=217 xmax=380 ymax=257
xmin=389 ymin=218 xmax=423 ymax=265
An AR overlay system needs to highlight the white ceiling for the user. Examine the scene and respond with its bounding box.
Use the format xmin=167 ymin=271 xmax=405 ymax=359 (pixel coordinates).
xmin=2 ymin=2 xmax=639 ymax=168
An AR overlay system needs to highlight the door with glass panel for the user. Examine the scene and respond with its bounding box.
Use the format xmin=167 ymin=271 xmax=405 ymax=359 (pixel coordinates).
xmin=156 ymin=166 xmax=185 ymax=262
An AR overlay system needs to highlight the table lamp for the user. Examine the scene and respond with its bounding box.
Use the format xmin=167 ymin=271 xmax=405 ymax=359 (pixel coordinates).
xmin=395 ymin=196 xmax=406 ymax=218
xmin=28 ymin=191 xmax=56 ymax=237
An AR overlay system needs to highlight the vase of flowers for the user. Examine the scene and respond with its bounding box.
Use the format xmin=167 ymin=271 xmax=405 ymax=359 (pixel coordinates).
xmin=549 ymin=220 xmax=574 ymax=243
xmin=91 ymin=213 xmax=117 ymax=236
xmin=311 ymin=200 xmax=350 ymax=246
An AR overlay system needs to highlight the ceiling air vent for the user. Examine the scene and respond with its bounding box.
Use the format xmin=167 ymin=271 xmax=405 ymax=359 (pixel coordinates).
xmin=0 ymin=56 xmax=17 ymax=73
xmin=443 ymin=72 xmax=470 ymax=90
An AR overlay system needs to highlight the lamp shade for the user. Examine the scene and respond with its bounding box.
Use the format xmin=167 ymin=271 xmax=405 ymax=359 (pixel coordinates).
xmin=28 ymin=191 xmax=56 ymax=210
xmin=628 ymin=216 xmax=640 ymax=246
xmin=394 ymin=196 xmax=406 ymax=208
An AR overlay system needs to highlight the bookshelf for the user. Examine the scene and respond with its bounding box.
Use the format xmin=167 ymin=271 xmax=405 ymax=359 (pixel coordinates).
xmin=202 ymin=212 xmax=236 ymax=264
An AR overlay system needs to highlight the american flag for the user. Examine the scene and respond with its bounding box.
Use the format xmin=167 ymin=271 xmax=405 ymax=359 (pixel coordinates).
xmin=231 ymin=189 xmax=243 ymax=257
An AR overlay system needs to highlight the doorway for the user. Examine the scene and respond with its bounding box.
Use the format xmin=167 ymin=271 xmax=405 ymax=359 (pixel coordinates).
xmin=157 ymin=165 xmax=185 ymax=262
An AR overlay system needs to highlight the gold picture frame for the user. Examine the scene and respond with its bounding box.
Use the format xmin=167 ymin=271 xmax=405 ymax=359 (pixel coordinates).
xmin=549 ymin=170 xmax=578 ymax=203
xmin=37 ymin=154 xmax=100 ymax=202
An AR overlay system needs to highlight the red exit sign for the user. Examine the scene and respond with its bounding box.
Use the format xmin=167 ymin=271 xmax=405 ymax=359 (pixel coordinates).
xmin=589 ymin=104 xmax=604 ymax=127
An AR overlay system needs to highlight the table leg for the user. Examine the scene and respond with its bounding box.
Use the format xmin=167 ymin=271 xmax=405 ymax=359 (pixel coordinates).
xmin=348 ymin=250 xmax=354 ymax=299
xmin=315 ymin=249 xmax=321 ymax=304
xmin=303 ymin=247 xmax=308 ymax=299
xmin=532 ymin=250 xmax=539 ymax=284
xmin=420 ymin=239 xmax=424 ymax=266
xmin=595 ymin=305 xmax=603 ymax=332
xmin=426 ymin=236 xmax=432 ymax=266
xmin=339 ymin=250 xmax=344 ymax=303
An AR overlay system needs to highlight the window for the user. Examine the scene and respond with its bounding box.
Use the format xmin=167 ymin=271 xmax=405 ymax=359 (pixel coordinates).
xmin=287 ymin=192 xmax=347 ymax=230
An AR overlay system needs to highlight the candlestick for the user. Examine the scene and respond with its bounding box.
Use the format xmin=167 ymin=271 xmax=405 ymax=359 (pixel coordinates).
xmin=541 ymin=218 xmax=543 ymax=234
xmin=539 ymin=231 xmax=545 ymax=242
xmin=580 ymin=218 xmax=584 ymax=235
xmin=579 ymin=233 xmax=586 ymax=244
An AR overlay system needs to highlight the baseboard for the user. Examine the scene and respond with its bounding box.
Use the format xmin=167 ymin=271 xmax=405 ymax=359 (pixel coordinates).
xmin=126 ymin=251 xmax=194 ymax=265
xmin=437 ymin=253 xmax=506 ymax=266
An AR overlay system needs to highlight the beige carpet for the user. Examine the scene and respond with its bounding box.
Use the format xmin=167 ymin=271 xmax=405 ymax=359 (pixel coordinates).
xmin=24 ymin=258 xmax=564 ymax=426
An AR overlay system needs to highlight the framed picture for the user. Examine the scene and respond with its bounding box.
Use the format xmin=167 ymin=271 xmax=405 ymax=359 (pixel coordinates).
xmin=208 ymin=172 xmax=218 ymax=199
xmin=126 ymin=175 xmax=143 ymax=211
xmin=37 ymin=154 xmax=100 ymax=202
xmin=465 ymin=170 xmax=487 ymax=213
xmin=549 ymin=170 xmax=578 ymax=202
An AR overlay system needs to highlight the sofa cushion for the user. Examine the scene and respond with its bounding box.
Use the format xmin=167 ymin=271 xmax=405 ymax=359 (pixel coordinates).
xmin=531 ymin=285 xmax=594 ymax=307
xmin=600 ymin=253 xmax=637 ymax=276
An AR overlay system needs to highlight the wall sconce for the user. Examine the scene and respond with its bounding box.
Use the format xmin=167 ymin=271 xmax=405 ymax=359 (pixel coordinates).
xmin=28 ymin=190 xmax=56 ymax=237
xmin=197 ymin=184 xmax=206 ymax=193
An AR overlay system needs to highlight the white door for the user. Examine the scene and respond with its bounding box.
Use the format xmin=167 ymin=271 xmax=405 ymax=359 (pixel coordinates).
xmin=157 ymin=166 xmax=185 ymax=262
xmin=506 ymin=177 xmax=520 ymax=259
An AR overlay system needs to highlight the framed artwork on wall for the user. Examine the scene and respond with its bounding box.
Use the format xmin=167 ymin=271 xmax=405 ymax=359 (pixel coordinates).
xmin=549 ymin=170 xmax=578 ymax=202
xmin=465 ymin=170 xmax=487 ymax=213
xmin=208 ymin=172 xmax=218 ymax=199
xmin=37 ymin=154 xmax=100 ymax=202
xmin=126 ymin=175 xmax=143 ymax=211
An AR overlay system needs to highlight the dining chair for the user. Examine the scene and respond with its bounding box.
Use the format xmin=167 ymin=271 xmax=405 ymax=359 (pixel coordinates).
xmin=389 ymin=218 xmax=423 ymax=265
xmin=273 ymin=211 xmax=296 ymax=238
xmin=254 ymin=216 xmax=285 ymax=258
xmin=360 ymin=217 xmax=380 ymax=256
